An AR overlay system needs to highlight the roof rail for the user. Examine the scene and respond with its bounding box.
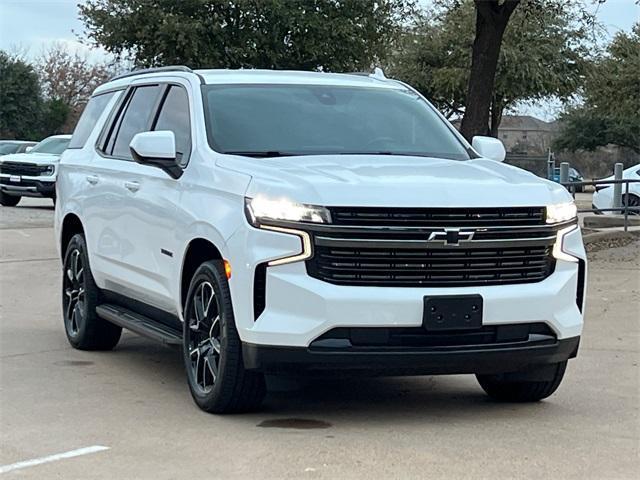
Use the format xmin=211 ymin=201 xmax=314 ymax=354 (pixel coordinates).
xmin=110 ymin=65 xmax=193 ymax=81
xmin=345 ymin=67 xmax=388 ymax=80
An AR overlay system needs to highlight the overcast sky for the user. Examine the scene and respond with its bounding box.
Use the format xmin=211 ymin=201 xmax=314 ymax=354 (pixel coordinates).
xmin=1 ymin=0 xmax=638 ymax=119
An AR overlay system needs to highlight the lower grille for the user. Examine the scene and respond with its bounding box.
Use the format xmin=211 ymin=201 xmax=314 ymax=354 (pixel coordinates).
xmin=311 ymin=323 xmax=556 ymax=350
xmin=307 ymin=244 xmax=555 ymax=287
xmin=0 ymin=162 xmax=50 ymax=176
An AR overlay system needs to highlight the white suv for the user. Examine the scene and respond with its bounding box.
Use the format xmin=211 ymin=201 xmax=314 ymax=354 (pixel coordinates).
xmin=0 ymin=134 xmax=71 ymax=206
xmin=55 ymin=67 xmax=586 ymax=413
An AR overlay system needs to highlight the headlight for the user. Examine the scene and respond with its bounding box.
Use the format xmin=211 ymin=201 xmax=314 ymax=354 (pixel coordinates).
xmin=42 ymin=165 xmax=55 ymax=175
xmin=245 ymin=196 xmax=331 ymax=226
xmin=546 ymin=202 xmax=577 ymax=224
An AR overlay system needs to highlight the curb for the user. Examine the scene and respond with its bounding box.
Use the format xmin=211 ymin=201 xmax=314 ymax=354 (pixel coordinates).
xmin=583 ymin=215 xmax=640 ymax=228
xmin=582 ymin=230 xmax=640 ymax=245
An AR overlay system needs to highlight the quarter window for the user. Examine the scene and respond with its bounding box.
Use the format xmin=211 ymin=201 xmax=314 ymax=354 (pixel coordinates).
xmin=68 ymin=91 xmax=119 ymax=149
xmin=153 ymin=86 xmax=192 ymax=166
xmin=109 ymin=85 xmax=162 ymax=159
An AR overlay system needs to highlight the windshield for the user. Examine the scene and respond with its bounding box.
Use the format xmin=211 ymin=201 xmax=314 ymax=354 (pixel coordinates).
xmin=203 ymin=84 xmax=471 ymax=160
xmin=30 ymin=137 xmax=70 ymax=155
xmin=0 ymin=143 xmax=21 ymax=155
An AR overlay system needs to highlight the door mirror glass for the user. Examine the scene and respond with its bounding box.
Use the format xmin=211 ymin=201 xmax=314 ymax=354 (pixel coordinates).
xmin=129 ymin=131 xmax=182 ymax=178
xmin=472 ymin=136 xmax=506 ymax=162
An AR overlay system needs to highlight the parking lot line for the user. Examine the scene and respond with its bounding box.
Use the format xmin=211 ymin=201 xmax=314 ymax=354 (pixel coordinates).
xmin=0 ymin=445 xmax=110 ymax=474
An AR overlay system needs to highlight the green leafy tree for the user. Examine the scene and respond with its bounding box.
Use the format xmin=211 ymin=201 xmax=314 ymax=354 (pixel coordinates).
xmin=555 ymin=23 xmax=640 ymax=153
xmin=39 ymin=99 xmax=72 ymax=137
xmin=0 ymin=52 xmax=43 ymax=139
xmin=79 ymin=0 xmax=414 ymax=71
xmin=389 ymin=0 xmax=592 ymax=136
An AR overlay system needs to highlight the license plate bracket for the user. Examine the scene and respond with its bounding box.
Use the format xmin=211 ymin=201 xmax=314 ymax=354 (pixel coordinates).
xmin=423 ymin=294 xmax=483 ymax=331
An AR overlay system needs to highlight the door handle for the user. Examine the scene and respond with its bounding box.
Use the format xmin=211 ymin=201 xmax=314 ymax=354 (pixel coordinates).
xmin=124 ymin=181 xmax=140 ymax=192
xmin=86 ymin=175 xmax=99 ymax=185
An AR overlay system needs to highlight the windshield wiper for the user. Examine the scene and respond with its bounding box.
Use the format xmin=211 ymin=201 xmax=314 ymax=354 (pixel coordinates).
xmin=223 ymin=151 xmax=299 ymax=158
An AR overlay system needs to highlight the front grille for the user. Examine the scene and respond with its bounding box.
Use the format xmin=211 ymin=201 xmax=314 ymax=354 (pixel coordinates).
xmin=0 ymin=162 xmax=50 ymax=176
xmin=330 ymin=206 xmax=546 ymax=227
xmin=305 ymin=206 xmax=558 ymax=287
xmin=307 ymin=244 xmax=555 ymax=286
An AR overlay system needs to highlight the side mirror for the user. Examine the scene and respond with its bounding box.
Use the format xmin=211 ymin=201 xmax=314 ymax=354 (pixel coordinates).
xmin=129 ymin=131 xmax=182 ymax=178
xmin=25 ymin=146 xmax=33 ymax=153
xmin=472 ymin=136 xmax=506 ymax=162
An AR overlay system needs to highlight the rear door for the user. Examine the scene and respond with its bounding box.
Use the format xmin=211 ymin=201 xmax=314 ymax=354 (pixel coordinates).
xmin=83 ymin=84 xmax=166 ymax=305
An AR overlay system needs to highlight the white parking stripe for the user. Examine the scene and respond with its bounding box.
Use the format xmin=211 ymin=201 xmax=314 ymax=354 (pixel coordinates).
xmin=0 ymin=446 xmax=109 ymax=474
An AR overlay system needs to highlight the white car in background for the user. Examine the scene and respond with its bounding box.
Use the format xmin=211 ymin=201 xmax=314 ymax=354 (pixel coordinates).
xmin=592 ymin=164 xmax=640 ymax=214
xmin=0 ymin=134 xmax=71 ymax=206
xmin=0 ymin=140 xmax=37 ymax=155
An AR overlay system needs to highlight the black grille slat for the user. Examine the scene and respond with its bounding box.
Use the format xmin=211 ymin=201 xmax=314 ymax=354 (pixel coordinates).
xmin=331 ymin=206 xmax=546 ymax=227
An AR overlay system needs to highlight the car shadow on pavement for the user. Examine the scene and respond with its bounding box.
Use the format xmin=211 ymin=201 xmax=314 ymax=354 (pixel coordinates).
xmin=110 ymin=336 xmax=567 ymax=423
xmin=259 ymin=375 xmax=567 ymax=423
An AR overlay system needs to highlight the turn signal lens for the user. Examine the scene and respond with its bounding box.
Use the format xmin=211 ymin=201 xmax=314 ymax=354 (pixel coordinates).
xmin=223 ymin=259 xmax=232 ymax=279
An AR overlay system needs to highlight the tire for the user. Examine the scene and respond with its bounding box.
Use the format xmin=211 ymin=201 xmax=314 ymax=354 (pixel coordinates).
xmin=622 ymin=194 xmax=640 ymax=215
xmin=476 ymin=361 xmax=567 ymax=402
xmin=62 ymin=233 xmax=122 ymax=350
xmin=0 ymin=192 xmax=20 ymax=207
xmin=183 ymin=260 xmax=266 ymax=413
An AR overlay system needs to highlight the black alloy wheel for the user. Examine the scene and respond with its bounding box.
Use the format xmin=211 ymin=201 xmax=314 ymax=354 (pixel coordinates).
xmin=61 ymin=234 xmax=121 ymax=350
xmin=186 ymin=280 xmax=221 ymax=394
xmin=63 ymin=247 xmax=86 ymax=339
xmin=623 ymin=194 xmax=640 ymax=215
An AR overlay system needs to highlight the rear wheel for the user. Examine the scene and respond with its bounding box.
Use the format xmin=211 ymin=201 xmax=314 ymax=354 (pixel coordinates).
xmin=62 ymin=234 xmax=122 ymax=350
xmin=476 ymin=361 xmax=567 ymax=402
xmin=183 ymin=260 xmax=266 ymax=413
xmin=623 ymin=194 xmax=640 ymax=215
xmin=0 ymin=192 xmax=20 ymax=207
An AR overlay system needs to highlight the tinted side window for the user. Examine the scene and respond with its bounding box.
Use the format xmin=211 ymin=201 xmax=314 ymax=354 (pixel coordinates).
xmin=110 ymin=85 xmax=161 ymax=159
xmin=68 ymin=91 xmax=118 ymax=149
xmin=153 ymin=86 xmax=191 ymax=166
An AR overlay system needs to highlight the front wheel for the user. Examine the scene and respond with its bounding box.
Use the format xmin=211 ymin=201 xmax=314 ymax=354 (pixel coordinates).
xmin=183 ymin=260 xmax=266 ymax=413
xmin=476 ymin=361 xmax=567 ymax=402
xmin=0 ymin=192 xmax=20 ymax=206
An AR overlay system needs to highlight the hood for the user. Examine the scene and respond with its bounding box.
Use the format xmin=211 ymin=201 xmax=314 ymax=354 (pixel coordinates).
xmin=218 ymin=154 xmax=572 ymax=208
xmin=0 ymin=152 xmax=61 ymax=165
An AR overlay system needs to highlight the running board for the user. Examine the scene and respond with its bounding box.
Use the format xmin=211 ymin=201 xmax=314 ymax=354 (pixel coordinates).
xmin=96 ymin=304 xmax=182 ymax=345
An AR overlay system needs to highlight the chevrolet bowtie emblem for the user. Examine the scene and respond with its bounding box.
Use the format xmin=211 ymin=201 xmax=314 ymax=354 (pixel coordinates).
xmin=427 ymin=228 xmax=475 ymax=246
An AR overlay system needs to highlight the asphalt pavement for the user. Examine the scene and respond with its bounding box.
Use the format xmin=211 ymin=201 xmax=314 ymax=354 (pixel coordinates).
xmin=0 ymin=197 xmax=638 ymax=479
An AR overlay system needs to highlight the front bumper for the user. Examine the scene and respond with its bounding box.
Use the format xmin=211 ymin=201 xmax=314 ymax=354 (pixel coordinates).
xmin=0 ymin=175 xmax=56 ymax=198
xmin=226 ymin=221 xmax=586 ymax=365
xmin=243 ymin=335 xmax=580 ymax=375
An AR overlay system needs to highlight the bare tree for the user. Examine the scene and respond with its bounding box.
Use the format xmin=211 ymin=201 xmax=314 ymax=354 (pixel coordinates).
xmin=36 ymin=44 xmax=114 ymax=131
